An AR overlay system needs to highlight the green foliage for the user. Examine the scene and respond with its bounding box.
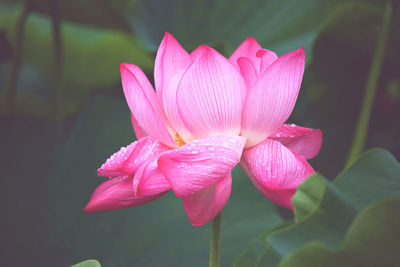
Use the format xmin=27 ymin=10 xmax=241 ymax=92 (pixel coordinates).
xmin=291 ymin=174 xmax=325 ymax=222
xmin=0 ymin=3 xmax=152 ymax=117
xmin=280 ymin=196 xmax=400 ymax=267
xmin=31 ymin=0 xmax=133 ymax=31
xmin=131 ymin=0 xmax=348 ymax=58
xmin=233 ymin=149 xmax=400 ymax=266
xmin=70 ymin=259 xmax=101 ymax=267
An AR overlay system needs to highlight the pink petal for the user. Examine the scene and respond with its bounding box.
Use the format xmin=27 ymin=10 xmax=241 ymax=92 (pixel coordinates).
xmin=131 ymin=113 xmax=148 ymax=139
xmin=269 ymin=124 xmax=323 ymax=159
xmin=241 ymin=47 xmax=305 ymax=148
xmin=256 ymin=49 xmax=278 ymax=73
xmin=240 ymin=139 xmax=314 ymax=209
xmin=161 ymin=69 xmax=195 ymax=143
xmin=97 ymin=136 xmax=170 ymax=177
xmin=176 ymin=46 xmax=244 ymax=138
xmin=84 ymin=176 xmax=167 ymax=212
xmin=158 ymin=135 xmax=246 ymax=197
xmin=154 ymin=32 xmax=190 ymax=95
xmin=229 ymin=37 xmax=262 ymax=69
xmin=183 ymin=174 xmax=231 ymax=226
xmin=238 ymin=57 xmax=258 ymax=87
xmin=133 ymin=157 xmax=171 ymax=196
xmin=97 ymin=141 xmax=138 ymax=177
xmin=121 ymin=63 xmax=175 ymax=147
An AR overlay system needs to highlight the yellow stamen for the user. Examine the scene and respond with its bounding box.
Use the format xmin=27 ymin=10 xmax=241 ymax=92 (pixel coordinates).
xmin=174 ymin=133 xmax=186 ymax=147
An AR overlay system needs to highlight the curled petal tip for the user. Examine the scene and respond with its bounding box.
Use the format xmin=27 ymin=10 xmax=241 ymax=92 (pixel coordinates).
xmin=83 ymin=202 xmax=95 ymax=213
xmin=120 ymin=62 xmax=129 ymax=71
xmin=294 ymin=47 xmax=305 ymax=57
xmin=198 ymin=44 xmax=211 ymax=49
xmin=245 ymin=36 xmax=257 ymax=42
xmin=161 ymin=31 xmax=177 ymax=43
xmin=192 ymin=44 xmax=214 ymax=55
xmin=284 ymin=47 xmax=305 ymax=60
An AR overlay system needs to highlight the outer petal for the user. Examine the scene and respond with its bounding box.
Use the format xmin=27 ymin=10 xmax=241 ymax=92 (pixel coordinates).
xmin=131 ymin=113 xmax=147 ymax=139
xmin=176 ymin=46 xmax=244 ymax=138
xmin=158 ymin=135 xmax=246 ymax=196
xmin=97 ymin=136 xmax=170 ymax=177
xmin=154 ymin=32 xmax=191 ymax=94
xmin=229 ymin=37 xmax=261 ymax=69
xmin=121 ymin=63 xmax=175 ymax=147
xmin=241 ymin=47 xmax=305 ymax=148
xmin=183 ymin=174 xmax=231 ymax=226
xmin=240 ymin=139 xmax=314 ymax=209
xmin=133 ymin=157 xmax=171 ymax=196
xmin=269 ymin=124 xmax=323 ymax=159
xmin=84 ymin=176 xmax=167 ymax=212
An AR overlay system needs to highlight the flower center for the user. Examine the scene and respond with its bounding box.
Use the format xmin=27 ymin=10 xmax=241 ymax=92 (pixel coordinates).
xmin=174 ymin=133 xmax=186 ymax=147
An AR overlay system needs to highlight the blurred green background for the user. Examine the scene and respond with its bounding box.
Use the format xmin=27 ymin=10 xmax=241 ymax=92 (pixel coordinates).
xmin=1 ymin=0 xmax=399 ymax=266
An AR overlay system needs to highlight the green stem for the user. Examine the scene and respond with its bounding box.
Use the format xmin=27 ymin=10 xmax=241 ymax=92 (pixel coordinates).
xmin=345 ymin=1 xmax=393 ymax=167
xmin=209 ymin=213 xmax=222 ymax=267
xmin=4 ymin=0 xmax=31 ymax=114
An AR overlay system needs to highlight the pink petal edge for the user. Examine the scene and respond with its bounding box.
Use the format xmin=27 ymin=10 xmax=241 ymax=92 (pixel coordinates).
xmin=161 ymin=69 xmax=195 ymax=143
xmin=121 ymin=63 xmax=175 ymax=147
xmin=237 ymin=57 xmax=258 ymax=87
xmin=131 ymin=113 xmax=148 ymax=139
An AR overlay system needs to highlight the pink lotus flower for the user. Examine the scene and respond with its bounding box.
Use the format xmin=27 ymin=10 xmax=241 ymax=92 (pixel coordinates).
xmin=84 ymin=33 xmax=322 ymax=226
